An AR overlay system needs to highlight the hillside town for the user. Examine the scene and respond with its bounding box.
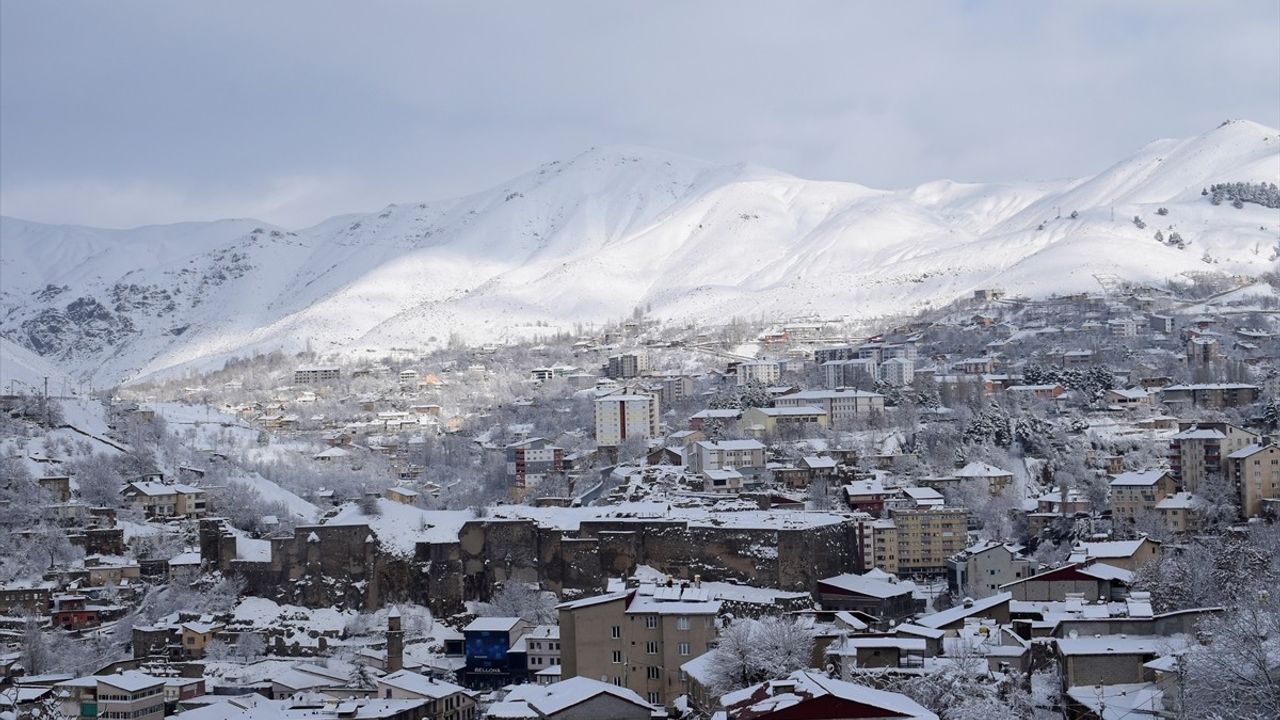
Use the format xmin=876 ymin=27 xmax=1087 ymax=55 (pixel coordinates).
xmin=2 ymin=276 xmax=1279 ymax=720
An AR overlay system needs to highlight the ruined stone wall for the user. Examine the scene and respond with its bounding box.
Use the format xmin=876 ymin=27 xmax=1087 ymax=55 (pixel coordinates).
xmin=199 ymin=514 xmax=864 ymax=613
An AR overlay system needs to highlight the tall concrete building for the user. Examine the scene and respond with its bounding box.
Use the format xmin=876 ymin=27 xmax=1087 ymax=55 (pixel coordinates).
xmin=1169 ymin=422 xmax=1259 ymax=494
xmin=606 ymin=353 xmax=647 ymax=379
xmin=594 ymin=391 xmax=660 ymax=446
xmin=559 ymin=583 xmax=720 ymax=708
xmin=1226 ymin=443 xmax=1280 ymax=517
xmin=735 ymin=360 xmax=782 ymax=386
xmin=872 ymin=506 xmax=969 ymax=577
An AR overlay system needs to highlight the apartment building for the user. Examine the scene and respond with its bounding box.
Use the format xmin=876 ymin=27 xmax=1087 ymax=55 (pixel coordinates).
xmin=606 ymin=353 xmax=647 ymax=380
xmin=558 ymin=584 xmax=721 ymax=708
xmin=293 ymin=366 xmax=341 ymax=384
xmin=1169 ymin=422 xmax=1259 ymax=494
xmin=735 ymin=360 xmax=782 ymax=386
xmin=653 ymin=373 xmax=694 ymax=408
xmin=872 ymin=506 xmax=969 ymax=577
xmin=1162 ymin=383 xmax=1261 ymax=409
xmin=688 ymin=439 xmax=767 ymax=474
xmin=772 ymin=389 xmax=885 ymax=425
xmin=1226 ymin=443 xmax=1280 ymax=517
xmin=593 ymin=391 xmax=660 ymax=446
xmin=878 ymin=357 xmax=915 ymax=386
xmin=1109 ymin=469 xmax=1176 ymax=524
xmin=823 ymin=358 xmax=878 ymax=389
xmin=504 ymin=438 xmax=565 ymax=489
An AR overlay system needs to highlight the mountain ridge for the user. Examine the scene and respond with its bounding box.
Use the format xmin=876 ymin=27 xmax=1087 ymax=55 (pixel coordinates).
xmin=2 ymin=120 xmax=1277 ymax=387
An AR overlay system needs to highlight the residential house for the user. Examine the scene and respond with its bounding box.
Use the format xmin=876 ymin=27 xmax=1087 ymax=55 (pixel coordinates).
xmin=512 ymin=625 xmax=560 ymax=678
xmin=1071 ymin=538 xmax=1162 ymax=572
xmin=1109 ymin=469 xmax=1176 ymax=525
xmin=1000 ymin=561 xmax=1132 ymax=602
xmin=703 ymin=467 xmax=744 ymax=494
xmin=1156 ymin=492 xmax=1203 ymax=534
xmin=688 ymin=408 xmax=741 ymax=433
xmin=120 ymin=481 xmax=206 ymax=519
xmin=719 ymin=671 xmax=937 ymax=720
xmin=375 ymin=670 xmax=476 ymax=720
xmin=815 ymin=572 xmax=918 ymax=626
xmin=180 ymin=621 xmax=223 ymax=659
xmin=947 ymin=542 xmax=1034 ymax=598
xmin=952 ymin=461 xmax=1014 ymax=495
xmin=688 ymin=439 xmax=767 ymax=475
xmin=493 ymin=677 xmax=655 ymax=720
xmin=916 ymin=593 xmax=1013 ymax=633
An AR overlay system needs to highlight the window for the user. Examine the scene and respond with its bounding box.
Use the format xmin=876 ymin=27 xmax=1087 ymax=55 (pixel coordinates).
xmin=648 ymin=692 xmax=661 ymax=704
xmin=676 ymin=616 xmax=690 ymax=631
xmin=611 ymin=625 xmax=621 ymax=639
xmin=678 ymin=642 xmax=691 ymax=656
xmin=647 ymin=666 xmax=660 ymax=679
xmin=645 ymin=615 xmax=657 ymax=629
xmin=612 ymin=650 xmax=623 ymax=664
xmin=645 ymin=641 xmax=658 ymax=654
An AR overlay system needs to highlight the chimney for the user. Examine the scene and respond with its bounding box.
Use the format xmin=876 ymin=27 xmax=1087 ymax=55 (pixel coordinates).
xmin=693 ymin=574 xmax=701 ymax=588
xmin=962 ymin=597 xmax=974 ymax=608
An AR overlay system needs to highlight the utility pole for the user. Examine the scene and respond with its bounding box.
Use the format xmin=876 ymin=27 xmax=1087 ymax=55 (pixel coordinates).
xmin=42 ymin=376 xmax=50 ymax=428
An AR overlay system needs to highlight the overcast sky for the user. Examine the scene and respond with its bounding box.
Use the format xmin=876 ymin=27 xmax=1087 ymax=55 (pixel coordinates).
xmin=2 ymin=1 xmax=1277 ymax=229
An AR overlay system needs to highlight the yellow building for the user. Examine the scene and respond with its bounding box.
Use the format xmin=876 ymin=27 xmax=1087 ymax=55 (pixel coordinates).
xmin=1109 ymin=469 xmax=1176 ymax=524
xmin=872 ymin=506 xmax=969 ymax=576
xmin=1227 ymin=443 xmax=1280 ymax=517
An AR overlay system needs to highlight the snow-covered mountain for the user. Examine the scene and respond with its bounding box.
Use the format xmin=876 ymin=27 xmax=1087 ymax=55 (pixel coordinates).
xmin=2 ymin=120 xmax=1278 ymax=386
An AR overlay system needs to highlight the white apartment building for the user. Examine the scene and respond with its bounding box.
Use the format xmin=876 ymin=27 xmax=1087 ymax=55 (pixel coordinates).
xmin=735 ymin=360 xmax=782 ymax=386
xmin=594 ymin=393 xmax=660 ymax=446
xmin=878 ymin=357 xmax=915 ymax=386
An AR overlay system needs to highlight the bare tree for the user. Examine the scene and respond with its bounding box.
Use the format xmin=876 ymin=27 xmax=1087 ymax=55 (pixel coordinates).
xmin=474 ymin=582 xmax=557 ymax=625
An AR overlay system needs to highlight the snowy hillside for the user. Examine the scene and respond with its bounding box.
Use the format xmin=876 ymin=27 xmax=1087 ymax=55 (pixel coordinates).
xmin=2 ymin=120 xmax=1278 ymax=386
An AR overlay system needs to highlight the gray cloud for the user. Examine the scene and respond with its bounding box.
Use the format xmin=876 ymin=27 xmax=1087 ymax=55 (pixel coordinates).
xmin=2 ymin=0 xmax=1277 ymax=229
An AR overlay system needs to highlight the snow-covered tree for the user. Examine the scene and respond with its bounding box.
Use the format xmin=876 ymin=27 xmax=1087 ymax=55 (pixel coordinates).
xmin=1174 ymin=590 xmax=1280 ymax=720
xmin=705 ymin=617 xmax=813 ymax=696
xmin=349 ymin=661 xmax=376 ymax=689
xmin=883 ymin=639 xmax=1035 ymax=720
xmin=474 ymin=582 xmax=558 ymax=625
